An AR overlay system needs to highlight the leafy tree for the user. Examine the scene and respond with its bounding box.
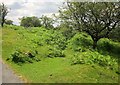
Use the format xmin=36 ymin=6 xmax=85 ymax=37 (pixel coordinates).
xmin=5 ymin=19 xmax=13 ymax=25
xmin=40 ymin=15 xmax=54 ymax=29
xmin=56 ymin=22 xmax=76 ymax=40
xmin=20 ymin=16 xmax=41 ymax=27
xmin=109 ymin=26 xmax=120 ymax=41
xmin=0 ymin=3 xmax=9 ymax=27
xmin=59 ymin=2 xmax=120 ymax=49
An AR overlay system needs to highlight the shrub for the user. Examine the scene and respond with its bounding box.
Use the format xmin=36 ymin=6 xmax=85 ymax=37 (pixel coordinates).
xmin=12 ymin=51 xmax=27 ymax=63
xmin=97 ymin=38 xmax=120 ymax=56
xmin=45 ymin=33 xmax=67 ymax=50
xmin=11 ymin=49 xmax=40 ymax=64
xmin=32 ymin=29 xmax=67 ymax=50
xmin=67 ymin=32 xmax=92 ymax=51
xmin=70 ymin=51 xmax=118 ymax=71
xmin=31 ymin=37 xmax=44 ymax=46
xmin=98 ymin=39 xmax=113 ymax=51
xmin=47 ymin=48 xmax=65 ymax=58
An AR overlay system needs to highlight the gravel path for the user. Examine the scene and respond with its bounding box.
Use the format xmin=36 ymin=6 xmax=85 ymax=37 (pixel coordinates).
xmin=0 ymin=60 xmax=24 ymax=83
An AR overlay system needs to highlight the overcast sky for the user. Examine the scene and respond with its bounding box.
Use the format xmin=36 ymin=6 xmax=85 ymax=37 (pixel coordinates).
xmin=1 ymin=0 xmax=118 ymax=25
xmin=0 ymin=0 xmax=65 ymax=25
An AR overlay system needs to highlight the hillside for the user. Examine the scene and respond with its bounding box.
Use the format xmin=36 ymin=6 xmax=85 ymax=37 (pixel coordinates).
xmin=2 ymin=25 xmax=120 ymax=83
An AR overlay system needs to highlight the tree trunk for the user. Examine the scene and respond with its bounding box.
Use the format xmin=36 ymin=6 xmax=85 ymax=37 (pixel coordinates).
xmin=1 ymin=21 xmax=4 ymax=27
xmin=1 ymin=17 xmax=5 ymax=27
xmin=93 ymin=40 xmax=97 ymax=49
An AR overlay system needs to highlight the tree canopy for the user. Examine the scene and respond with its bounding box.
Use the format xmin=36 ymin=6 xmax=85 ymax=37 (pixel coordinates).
xmin=40 ymin=15 xmax=54 ymax=29
xmin=20 ymin=16 xmax=41 ymax=27
xmin=5 ymin=19 xmax=13 ymax=25
xmin=59 ymin=2 xmax=120 ymax=49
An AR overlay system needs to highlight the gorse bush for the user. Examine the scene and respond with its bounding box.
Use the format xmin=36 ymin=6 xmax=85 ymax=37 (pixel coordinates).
xmin=71 ymin=51 xmax=118 ymax=71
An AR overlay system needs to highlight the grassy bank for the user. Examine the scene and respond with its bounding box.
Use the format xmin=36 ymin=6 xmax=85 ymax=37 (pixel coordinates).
xmin=2 ymin=25 xmax=119 ymax=83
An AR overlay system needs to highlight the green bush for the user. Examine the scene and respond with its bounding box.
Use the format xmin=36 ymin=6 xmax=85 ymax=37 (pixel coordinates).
xmin=67 ymin=32 xmax=92 ymax=51
xmin=45 ymin=33 xmax=67 ymax=50
xmin=31 ymin=29 xmax=67 ymax=50
xmin=31 ymin=37 xmax=44 ymax=46
xmin=47 ymin=48 xmax=65 ymax=58
xmin=97 ymin=38 xmax=120 ymax=55
xmin=11 ymin=49 xmax=40 ymax=64
xmin=12 ymin=51 xmax=27 ymax=63
xmin=98 ymin=39 xmax=113 ymax=51
xmin=70 ymin=51 xmax=118 ymax=71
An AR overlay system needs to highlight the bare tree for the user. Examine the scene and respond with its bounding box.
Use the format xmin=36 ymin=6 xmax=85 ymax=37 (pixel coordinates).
xmin=0 ymin=3 xmax=8 ymax=27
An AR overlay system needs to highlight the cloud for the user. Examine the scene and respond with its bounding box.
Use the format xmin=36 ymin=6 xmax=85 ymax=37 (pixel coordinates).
xmin=0 ymin=0 xmax=63 ymax=25
xmin=9 ymin=2 xmax=24 ymax=10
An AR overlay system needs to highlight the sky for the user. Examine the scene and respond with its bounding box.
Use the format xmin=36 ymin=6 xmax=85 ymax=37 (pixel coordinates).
xmin=1 ymin=0 xmax=119 ymax=25
xmin=0 ymin=0 xmax=65 ymax=25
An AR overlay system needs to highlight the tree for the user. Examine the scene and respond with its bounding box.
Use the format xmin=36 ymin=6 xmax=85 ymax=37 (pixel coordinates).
xmin=0 ymin=3 xmax=9 ymax=27
xmin=109 ymin=26 xmax=120 ymax=41
xmin=60 ymin=2 xmax=120 ymax=49
xmin=20 ymin=16 xmax=41 ymax=27
xmin=40 ymin=15 xmax=54 ymax=29
xmin=5 ymin=19 xmax=13 ymax=25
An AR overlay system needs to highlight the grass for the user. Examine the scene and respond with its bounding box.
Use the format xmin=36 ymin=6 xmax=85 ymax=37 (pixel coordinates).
xmin=5 ymin=58 xmax=118 ymax=83
xmin=2 ymin=25 xmax=119 ymax=83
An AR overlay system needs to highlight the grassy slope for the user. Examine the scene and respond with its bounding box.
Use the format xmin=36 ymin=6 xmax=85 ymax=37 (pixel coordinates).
xmin=2 ymin=25 xmax=119 ymax=83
